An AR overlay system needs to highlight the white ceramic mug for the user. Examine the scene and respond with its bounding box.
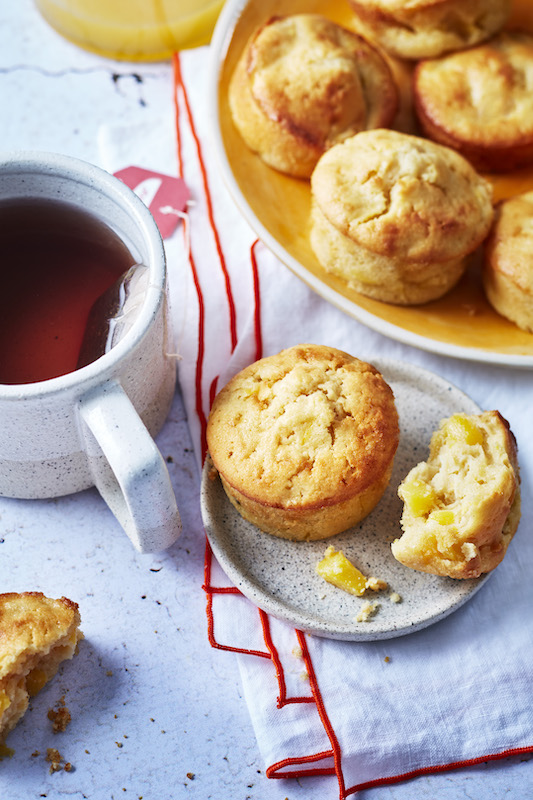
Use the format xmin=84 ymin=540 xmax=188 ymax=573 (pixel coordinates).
xmin=0 ymin=151 xmax=181 ymax=553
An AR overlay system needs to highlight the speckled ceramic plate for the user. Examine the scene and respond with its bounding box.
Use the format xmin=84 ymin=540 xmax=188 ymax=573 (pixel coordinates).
xmin=201 ymin=359 xmax=493 ymax=641
xmin=208 ymin=0 xmax=533 ymax=368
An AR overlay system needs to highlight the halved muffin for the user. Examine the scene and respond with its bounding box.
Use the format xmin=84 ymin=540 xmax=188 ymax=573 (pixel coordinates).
xmin=206 ymin=344 xmax=399 ymax=541
xmin=414 ymin=32 xmax=533 ymax=173
xmin=229 ymin=14 xmax=398 ymax=178
xmin=392 ymin=411 xmax=520 ymax=579
xmin=0 ymin=592 xmax=82 ymax=743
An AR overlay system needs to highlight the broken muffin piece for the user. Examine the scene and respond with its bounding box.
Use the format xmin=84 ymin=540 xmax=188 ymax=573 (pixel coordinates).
xmin=392 ymin=411 xmax=521 ymax=579
xmin=0 ymin=592 xmax=82 ymax=743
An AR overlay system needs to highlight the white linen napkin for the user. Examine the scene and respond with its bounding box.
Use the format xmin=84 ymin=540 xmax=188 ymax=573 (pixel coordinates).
xmin=100 ymin=46 xmax=533 ymax=798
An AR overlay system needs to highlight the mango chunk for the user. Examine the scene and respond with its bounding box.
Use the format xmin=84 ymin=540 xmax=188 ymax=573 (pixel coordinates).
xmin=446 ymin=414 xmax=483 ymax=446
xmin=430 ymin=509 xmax=454 ymax=525
xmin=400 ymin=478 xmax=437 ymax=516
xmin=26 ymin=668 xmax=48 ymax=697
xmin=0 ymin=691 xmax=10 ymax=714
xmin=316 ymin=546 xmax=369 ymax=596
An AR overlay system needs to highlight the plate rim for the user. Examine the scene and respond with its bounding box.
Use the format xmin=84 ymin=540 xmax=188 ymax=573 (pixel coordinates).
xmin=200 ymin=357 xmax=493 ymax=641
xmin=207 ymin=0 xmax=533 ymax=370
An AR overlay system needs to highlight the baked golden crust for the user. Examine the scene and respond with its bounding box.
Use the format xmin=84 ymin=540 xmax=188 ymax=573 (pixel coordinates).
xmin=483 ymin=190 xmax=533 ymax=332
xmin=228 ymin=14 xmax=398 ymax=178
xmin=0 ymin=592 xmax=82 ymax=742
xmin=349 ymin=0 xmax=510 ymax=59
xmin=392 ymin=411 xmax=521 ymax=579
xmin=310 ymin=129 xmax=494 ymax=304
xmin=310 ymin=197 xmax=468 ymax=305
xmin=414 ymin=32 xmax=533 ymax=173
xmin=206 ymin=344 xmax=399 ymax=541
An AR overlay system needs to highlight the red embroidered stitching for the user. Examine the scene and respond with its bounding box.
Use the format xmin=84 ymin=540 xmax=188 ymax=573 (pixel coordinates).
xmin=172 ymin=55 xmax=237 ymax=355
xmin=209 ymin=375 xmax=219 ymax=412
xmin=250 ymin=239 xmax=263 ymax=362
xmin=267 ymin=751 xmax=336 ymax=780
xmin=258 ymin=611 xmax=315 ymax=708
xmin=344 ymin=746 xmax=533 ymax=796
xmin=203 ymin=538 xmax=270 ymax=659
xmin=172 ymin=53 xmax=208 ymax=458
xmin=298 ymin=630 xmax=346 ymax=799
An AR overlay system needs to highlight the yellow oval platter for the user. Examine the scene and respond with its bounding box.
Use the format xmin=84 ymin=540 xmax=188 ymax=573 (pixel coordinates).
xmin=209 ymin=0 xmax=533 ymax=367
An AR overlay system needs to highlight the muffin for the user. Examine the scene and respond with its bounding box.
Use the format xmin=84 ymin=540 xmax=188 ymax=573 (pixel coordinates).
xmin=228 ymin=14 xmax=398 ymax=178
xmin=206 ymin=344 xmax=399 ymax=541
xmin=392 ymin=411 xmax=521 ymax=579
xmin=0 ymin=592 xmax=83 ymax=743
xmin=348 ymin=0 xmax=510 ymax=59
xmin=414 ymin=32 xmax=533 ymax=173
xmin=483 ymin=190 xmax=533 ymax=332
xmin=310 ymin=129 xmax=494 ymax=305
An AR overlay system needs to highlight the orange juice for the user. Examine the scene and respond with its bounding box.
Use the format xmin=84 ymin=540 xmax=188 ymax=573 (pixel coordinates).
xmin=35 ymin=0 xmax=225 ymax=60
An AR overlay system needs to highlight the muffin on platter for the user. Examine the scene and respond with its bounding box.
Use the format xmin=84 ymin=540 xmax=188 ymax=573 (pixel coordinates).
xmin=414 ymin=31 xmax=533 ymax=173
xmin=348 ymin=0 xmax=510 ymax=59
xmin=483 ymin=190 xmax=533 ymax=333
xmin=229 ymin=13 xmax=398 ymax=178
xmin=206 ymin=344 xmax=399 ymax=541
xmin=310 ymin=129 xmax=494 ymax=305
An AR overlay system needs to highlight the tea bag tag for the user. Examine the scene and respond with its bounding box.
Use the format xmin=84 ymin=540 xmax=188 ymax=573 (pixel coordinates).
xmin=114 ymin=166 xmax=190 ymax=239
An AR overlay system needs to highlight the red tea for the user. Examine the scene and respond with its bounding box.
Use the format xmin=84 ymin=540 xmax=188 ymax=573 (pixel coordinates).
xmin=0 ymin=197 xmax=137 ymax=384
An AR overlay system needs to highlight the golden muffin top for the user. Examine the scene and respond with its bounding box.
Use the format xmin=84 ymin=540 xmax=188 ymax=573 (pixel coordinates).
xmin=311 ymin=129 xmax=494 ymax=263
xmin=0 ymin=592 xmax=80 ymax=680
xmin=229 ymin=14 xmax=398 ymax=177
xmin=353 ymin=0 xmax=489 ymax=11
xmin=349 ymin=0 xmax=510 ymax=59
xmin=207 ymin=344 xmax=399 ymax=511
xmin=415 ymin=32 xmax=533 ymax=149
xmin=246 ymin=14 xmax=397 ymax=144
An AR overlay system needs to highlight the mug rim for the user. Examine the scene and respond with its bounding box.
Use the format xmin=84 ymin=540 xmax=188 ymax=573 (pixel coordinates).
xmin=0 ymin=150 xmax=167 ymax=399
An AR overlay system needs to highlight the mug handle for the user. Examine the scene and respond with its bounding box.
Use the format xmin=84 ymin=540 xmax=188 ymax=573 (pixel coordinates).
xmin=78 ymin=380 xmax=182 ymax=553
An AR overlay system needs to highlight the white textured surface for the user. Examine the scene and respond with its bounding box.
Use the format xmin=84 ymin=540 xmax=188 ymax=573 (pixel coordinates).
xmin=0 ymin=2 xmax=532 ymax=799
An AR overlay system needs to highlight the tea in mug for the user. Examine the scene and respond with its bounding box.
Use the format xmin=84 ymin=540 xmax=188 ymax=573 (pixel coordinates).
xmin=0 ymin=197 xmax=138 ymax=384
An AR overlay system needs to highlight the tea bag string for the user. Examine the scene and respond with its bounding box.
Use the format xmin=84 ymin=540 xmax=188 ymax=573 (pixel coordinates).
xmin=164 ymin=201 xmax=194 ymax=362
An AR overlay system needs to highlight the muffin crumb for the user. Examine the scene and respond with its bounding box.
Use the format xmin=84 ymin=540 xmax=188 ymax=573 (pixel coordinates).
xmin=355 ymin=601 xmax=380 ymax=622
xmin=45 ymin=747 xmax=72 ymax=774
xmin=48 ymin=705 xmax=71 ymax=733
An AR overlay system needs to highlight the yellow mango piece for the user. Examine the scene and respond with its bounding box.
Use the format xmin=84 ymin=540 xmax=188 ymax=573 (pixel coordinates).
xmin=241 ymin=383 xmax=259 ymax=400
xmin=300 ymin=423 xmax=313 ymax=445
xmin=0 ymin=690 xmax=10 ymax=713
xmin=26 ymin=668 xmax=48 ymax=697
xmin=446 ymin=414 xmax=483 ymax=446
xmin=401 ymin=478 xmax=437 ymax=516
xmin=316 ymin=546 xmax=368 ymax=596
xmin=430 ymin=509 xmax=455 ymax=525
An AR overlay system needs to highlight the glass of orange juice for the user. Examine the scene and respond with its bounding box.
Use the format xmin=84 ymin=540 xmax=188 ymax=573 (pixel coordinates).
xmin=34 ymin=0 xmax=225 ymax=60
